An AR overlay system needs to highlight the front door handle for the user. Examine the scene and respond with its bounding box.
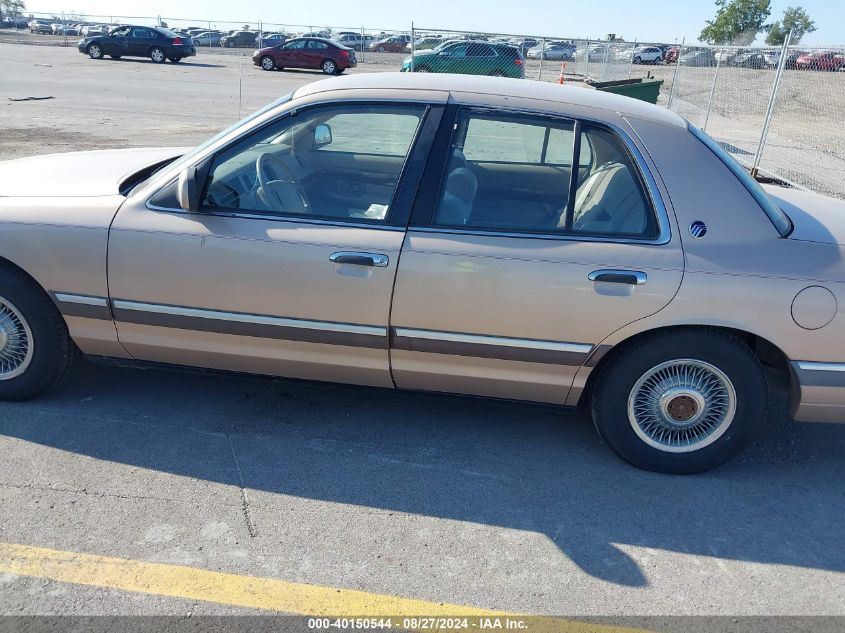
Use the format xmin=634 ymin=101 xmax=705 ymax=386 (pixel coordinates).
xmin=588 ymin=269 xmax=647 ymax=285
xmin=329 ymin=251 xmax=389 ymax=267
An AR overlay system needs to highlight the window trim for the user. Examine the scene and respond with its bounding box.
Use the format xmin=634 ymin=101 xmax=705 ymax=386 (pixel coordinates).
xmin=415 ymin=105 xmax=671 ymax=244
xmin=146 ymin=100 xmax=441 ymax=230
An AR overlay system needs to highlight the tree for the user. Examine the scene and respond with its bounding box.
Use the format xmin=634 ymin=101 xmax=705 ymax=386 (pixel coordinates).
xmin=0 ymin=0 xmax=27 ymax=21
xmin=700 ymin=0 xmax=771 ymax=46
xmin=765 ymin=6 xmax=816 ymax=45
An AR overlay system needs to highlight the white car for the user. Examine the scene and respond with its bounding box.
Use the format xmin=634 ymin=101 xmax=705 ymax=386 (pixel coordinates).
xmin=633 ymin=46 xmax=663 ymax=64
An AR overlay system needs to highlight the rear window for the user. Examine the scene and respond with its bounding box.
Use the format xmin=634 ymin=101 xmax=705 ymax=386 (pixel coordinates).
xmin=689 ymin=124 xmax=792 ymax=237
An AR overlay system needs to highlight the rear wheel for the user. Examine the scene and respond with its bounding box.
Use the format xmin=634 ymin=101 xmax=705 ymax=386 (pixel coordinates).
xmin=150 ymin=47 xmax=166 ymax=63
xmin=488 ymin=70 xmax=506 ymax=76
xmin=260 ymin=55 xmax=276 ymax=71
xmin=591 ymin=329 xmax=767 ymax=474
xmin=87 ymin=43 xmax=103 ymax=59
xmin=321 ymin=58 xmax=338 ymax=75
xmin=0 ymin=265 xmax=77 ymax=401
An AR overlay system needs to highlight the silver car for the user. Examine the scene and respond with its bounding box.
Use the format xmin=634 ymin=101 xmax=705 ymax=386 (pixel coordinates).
xmin=0 ymin=74 xmax=843 ymax=474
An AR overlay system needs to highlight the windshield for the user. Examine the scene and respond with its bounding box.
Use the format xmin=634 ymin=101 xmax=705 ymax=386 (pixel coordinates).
xmin=689 ymin=124 xmax=792 ymax=237
xmin=129 ymin=92 xmax=292 ymax=195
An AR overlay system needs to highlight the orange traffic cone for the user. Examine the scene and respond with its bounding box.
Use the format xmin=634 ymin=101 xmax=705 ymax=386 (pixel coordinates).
xmin=558 ymin=63 xmax=566 ymax=84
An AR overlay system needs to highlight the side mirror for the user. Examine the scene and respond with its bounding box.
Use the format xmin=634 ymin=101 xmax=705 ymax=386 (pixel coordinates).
xmin=314 ymin=124 xmax=332 ymax=147
xmin=177 ymin=167 xmax=199 ymax=211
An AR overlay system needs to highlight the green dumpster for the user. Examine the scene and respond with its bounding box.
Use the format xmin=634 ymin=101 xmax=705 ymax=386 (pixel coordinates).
xmin=586 ymin=77 xmax=664 ymax=104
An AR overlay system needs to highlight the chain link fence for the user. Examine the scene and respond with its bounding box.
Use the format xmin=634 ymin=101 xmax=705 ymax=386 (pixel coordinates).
xmin=2 ymin=12 xmax=844 ymax=199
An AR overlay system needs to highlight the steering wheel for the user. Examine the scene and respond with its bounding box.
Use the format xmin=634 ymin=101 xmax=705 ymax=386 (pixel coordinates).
xmin=255 ymin=152 xmax=311 ymax=212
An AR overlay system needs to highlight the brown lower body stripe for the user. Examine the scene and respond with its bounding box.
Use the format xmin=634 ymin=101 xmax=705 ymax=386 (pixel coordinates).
xmin=52 ymin=294 xmax=601 ymax=365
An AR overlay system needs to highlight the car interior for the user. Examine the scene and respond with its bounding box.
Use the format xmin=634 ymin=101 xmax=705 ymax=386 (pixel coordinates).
xmin=434 ymin=115 xmax=655 ymax=237
xmin=200 ymin=106 xmax=425 ymax=222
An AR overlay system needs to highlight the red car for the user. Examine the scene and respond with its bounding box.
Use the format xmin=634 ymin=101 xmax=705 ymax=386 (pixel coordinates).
xmin=663 ymin=47 xmax=679 ymax=64
xmin=795 ymin=51 xmax=845 ymax=71
xmin=369 ymin=36 xmax=407 ymax=53
xmin=252 ymin=37 xmax=356 ymax=75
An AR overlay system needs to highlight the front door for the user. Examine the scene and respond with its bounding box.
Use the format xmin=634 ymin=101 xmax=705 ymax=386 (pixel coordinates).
xmin=108 ymin=102 xmax=438 ymax=388
xmin=102 ymin=26 xmax=130 ymax=56
xmin=279 ymin=39 xmax=306 ymax=67
xmin=390 ymin=107 xmax=684 ymax=404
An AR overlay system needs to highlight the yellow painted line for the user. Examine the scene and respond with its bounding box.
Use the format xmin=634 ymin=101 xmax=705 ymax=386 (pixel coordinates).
xmin=0 ymin=541 xmax=649 ymax=633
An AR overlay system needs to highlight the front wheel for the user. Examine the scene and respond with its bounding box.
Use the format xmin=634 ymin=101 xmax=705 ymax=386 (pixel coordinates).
xmin=377 ymin=45 xmax=385 ymax=52
xmin=321 ymin=59 xmax=338 ymax=75
xmin=87 ymin=43 xmax=103 ymax=59
xmin=260 ymin=55 xmax=276 ymax=71
xmin=591 ymin=330 xmax=767 ymax=474
xmin=0 ymin=265 xmax=77 ymax=401
xmin=150 ymin=47 xmax=166 ymax=63
xmin=634 ymin=56 xmax=641 ymax=64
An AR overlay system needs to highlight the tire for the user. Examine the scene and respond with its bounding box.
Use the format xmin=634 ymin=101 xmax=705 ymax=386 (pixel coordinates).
xmin=377 ymin=45 xmax=385 ymax=52
xmin=150 ymin=47 xmax=166 ymax=63
xmin=634 ymin=56 xmax=641 ymax=64
xmin=591 ymin=329 xmax=767 ymax=474
xmin=87 ymin=43 xmax=103 ymax=59
xmin=321 ymin=58 xmax=338 ymax=75
xmin=489 ymin=70 xmax=506 ymax=77
xmin=0 ymin=264 xmax=77 ymax=401
xmin=260 ymin=55 xmax=276 ymax=71
xmin=226 ymin=40 xmax=234 ymax=48
xmin=415 ymin=65 xmax=431 ymax=73
xmin=109 ymin=55 xmax=121 ymax=59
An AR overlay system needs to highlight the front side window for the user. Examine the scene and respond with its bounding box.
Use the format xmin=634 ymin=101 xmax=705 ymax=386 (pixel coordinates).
xmin=200 ymin=104 xmax=426 ymax=223
xmin=432 ymin=110 xmax=656 ymax=238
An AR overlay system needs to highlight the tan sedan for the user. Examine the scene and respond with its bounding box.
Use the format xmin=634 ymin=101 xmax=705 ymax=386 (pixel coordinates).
xmin=0 ymin=73 xmax=843 ymax=473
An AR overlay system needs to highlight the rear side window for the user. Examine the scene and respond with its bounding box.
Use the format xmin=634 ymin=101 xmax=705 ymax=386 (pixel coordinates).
xmin=431 ymin=110 xmax=656 ymax=238
xmin=689 ymin=124 xmax=792 ymax=236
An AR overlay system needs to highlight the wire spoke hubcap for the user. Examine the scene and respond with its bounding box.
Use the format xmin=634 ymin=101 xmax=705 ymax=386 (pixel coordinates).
xmin=0 ymin=296 xmax=34 ymax=380
xmin=627 ymin=359 xmax=736 ymax=453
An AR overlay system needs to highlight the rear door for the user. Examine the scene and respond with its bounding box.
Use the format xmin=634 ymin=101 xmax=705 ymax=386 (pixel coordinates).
xmin=128 ymin=26 xmax=155 ymax=56
xmin=390 ymin=105 xmax=683 ymax=404
xmin=303 ymin=39 xmax=329 ymax=68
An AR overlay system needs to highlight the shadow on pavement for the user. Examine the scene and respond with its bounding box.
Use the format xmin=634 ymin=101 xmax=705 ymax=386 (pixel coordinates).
xmin=1 ymin=358 xmax=843 ymax=587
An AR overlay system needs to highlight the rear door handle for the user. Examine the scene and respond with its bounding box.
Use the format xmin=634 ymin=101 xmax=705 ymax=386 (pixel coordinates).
xmin=588 ymin=269 xmax=647 ymax=285
xmin=329 ymin=251 xmax=389 ymax=267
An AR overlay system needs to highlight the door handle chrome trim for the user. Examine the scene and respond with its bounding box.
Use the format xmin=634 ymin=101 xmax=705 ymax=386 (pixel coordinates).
xmin=329 ymin=252 xmax=389 ymax=267
xmin=588 ymin=269 xmax=648 ymax=285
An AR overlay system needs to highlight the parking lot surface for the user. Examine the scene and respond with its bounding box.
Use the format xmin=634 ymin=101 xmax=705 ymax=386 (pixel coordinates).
xmin=2 ymin=42 xmax=845 ymax=621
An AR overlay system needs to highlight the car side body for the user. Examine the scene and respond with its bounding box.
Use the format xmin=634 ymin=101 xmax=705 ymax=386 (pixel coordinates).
xmin=0 ymin=74 xmax=843 ymax=473
xmin=252 ymin=38 xmax=356 ymax=74
xmin=77 ymin=25 xmax=196 ymax=63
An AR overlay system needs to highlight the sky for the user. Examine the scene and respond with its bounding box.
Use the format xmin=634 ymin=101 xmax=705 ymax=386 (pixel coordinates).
xmin=24 ymin=1 xmax=844 ymax=45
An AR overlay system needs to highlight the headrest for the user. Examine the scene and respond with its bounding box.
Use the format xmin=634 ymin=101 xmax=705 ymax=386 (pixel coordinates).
xmin=446 ymin=167 xmax=477 ymax=203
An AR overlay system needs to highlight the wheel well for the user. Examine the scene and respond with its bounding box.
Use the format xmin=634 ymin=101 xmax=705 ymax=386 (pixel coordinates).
xmin=578 ymin=325 xmax=790 ymax=407
xmin=0 ymin=255 xmax=49 ymax=299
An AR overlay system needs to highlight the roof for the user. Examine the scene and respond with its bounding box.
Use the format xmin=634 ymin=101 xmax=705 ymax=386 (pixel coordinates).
xmin=295 ymin=72 xmax=686 ymax=128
